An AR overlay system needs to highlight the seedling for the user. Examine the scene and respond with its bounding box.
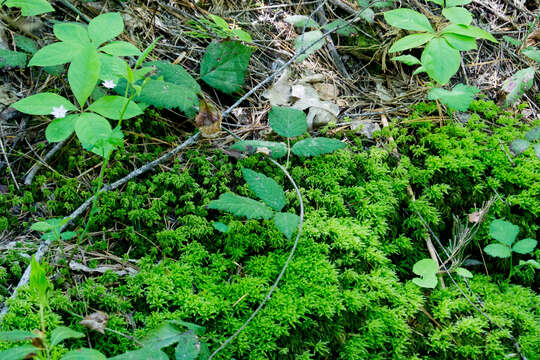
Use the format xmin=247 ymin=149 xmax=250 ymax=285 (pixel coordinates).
xmin=412 ymin=258 xmax=472 ymax=289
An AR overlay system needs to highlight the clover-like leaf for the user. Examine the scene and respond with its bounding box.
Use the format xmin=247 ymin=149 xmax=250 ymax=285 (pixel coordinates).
xmin=412 ymin=258 xmax=438 ymax=288
xmin=489 ymin=219 xmax=519 ymax=246
xmin=292 ymin=137 xmax=346 ymax=157
xmin=208 ymin=193 xmax=274 ymax=220
xmin=268 ymin=106 xmax=307 ymax=138
xmin=512 ymin=238 xmax=537 ymax=255
xmin=428 ymin=83 xmax=479 ymax=111
xmin=242 ymin=168 xmax=286 ymax=211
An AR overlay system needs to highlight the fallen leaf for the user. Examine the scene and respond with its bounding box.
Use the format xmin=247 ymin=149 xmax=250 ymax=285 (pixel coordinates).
xmin=306 ymin=107 xmax=337 ymax=131
xmin=195 ymin=99 xmax=222 ymax=138
xmin=80 ymin=311 xmax=109 ymax=334
xmin=262 ymin=68 xmax=291 ymax=106
xmin=313 ymin=83 xmax=339 ymax=100
xmin=291 ymin=84 xmax=339 ymax=116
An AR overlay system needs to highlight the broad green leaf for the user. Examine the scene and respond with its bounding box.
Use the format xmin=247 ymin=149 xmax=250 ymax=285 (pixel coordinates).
xmin=518 ymin=259 xmax=540 ymax=269
xmin=199 ymin=342 xmax=211 ymax=360
xmin=136 ymin=37 xmax=160 ymax=68
xmin=146 ymin=61 xmax=201 ymax=93
xmin=61 ymin=348 xmax=107 ymax=360
xmin=14 ymin=35 xmax=38 ymax=54
xmin=242 ymin=168 xmax=286 ymax=211
xmin=427 ymin=0 xmax=472 ymax=7
xmin=31 ymin=221 xmax=52 ymax=232
xmin=391 ymin=55 xmax=421 ymax=65
xmin=208 ymin=14 xmax=229 ymax=30
xmin=293 ymin=30 xmax=326 ymax=62
xmin=4 ymin=0 xmax=53 ymax=16
xmin=412 ymin=274 xmax=438 ymax=288
xmin=0 ymin=49 xmax=26 ymax=68
xmin=443 ymin=33 xmax=477 ymax=51
xmin=442 ymin=7 xmax=473 ymax=25
xmin=60 ymin=231 xmax=77 ymax=240
xmin=200 ymin=41 xmax=252 ymax=94
xmin=231 ymin=28 xmax=253 ymax=43
xmin=0 ymin=330 xmax=38 ymax=342
xmin=169 ymin=321 xmax=206 ymax=337
xmin=502 ymin=67 xmax=535 ymax=106
xmin=74 ymin=113 xmax=114 ymax=156
xmin=174 ymin=330 xmax=200 ymax=360
xmin=53 ymin=23 xmax=90 ymax=44
xmin=88 ymin=96 xmax=142 ymax=120
xmin=389 ymin=33 xmax=435 ymax=53
xmin=455 ymin=267 xmax=473 ymax=278
xmin=534 ymin=143 xmax=540 ymax=160
xmin=428 ymin=83 xmax=479 ymax=111
xmin=484 ymin=243 xmax=512 ymax=258
xmin=489 ymin=219 xmax=519 ymax=246
xmin=89 ymin=13 xmax=124 ymax=47
xmin=68 ymin=46 xmax=100 ymax=107
xmin=522 ymin=47 xmax=540 ymax=63
xmin=99 ymin=41 xmax=141 ymax=57
xmin=421 ymin=37 xmax=461 ymax=84
xmin=268 ymin=106 xmax=307 ymax=138
xmin=11 ymin=93 xmax=77 ymax=115
xmin=383 ymin=9 xmax=434 ymax=33
xmin=0 ymin=344 xmax=38 ymax=360
xmin=46 ymin=114 xmax=77 ymax=142
xmin=441 ymin=24 xmax=497 ymax=42
xmin=29 ymin=256 xmax=49 ymax=305
xmin=109 ymin=348 xmax=168 ymax=360
xmin=321 ymin=19 xmax=358 ymax=36
xmin=50 ymin=326 xmax=84 ymax=346
xmin=29 ymin=42 xmax=78 ymax=67
xmin=525 ymin=127 xmax=540 ymax=141
xmin=412 ymin=66 xmax=426 ymax=75
xmin=291 ymin=137 xmax=346 ymax=157
xmin=512 ymin=238 xmax=537 ymax=255
xmin=141 ymin=322 xmax=183 ymax=349
xmin=284 ymin=15 xmax=319 ymax=29
xmin=208 ymin=193 xmax=274 ymax=220
xmin=213 ymin=222 xmax=229 ymax=233
xmin=510 ymin=139 xmax=530 ymax=155
xmin=274 ymin=212 xmax=300 ymax=240
xmin=230 ymin=140 xmax=287 ymax=159
xmin=129 ymin=79 xmax=198 ymax=117
xmin=98 ymin=53 xmax=128 ymax=82
xmin=413 ymin=258 xmax=438 ymax=276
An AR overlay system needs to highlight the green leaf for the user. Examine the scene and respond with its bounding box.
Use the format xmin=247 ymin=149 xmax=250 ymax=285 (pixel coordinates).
xmin=29 ymin=42 xmax=78 ymax=67
xmin=383 ymin=9 xmax=434 ymax=33
xmin=242 ymin=168 xmax=286 ymax=211
xmin=53 ymin=23 xmax=90 ymax=44
xmin=99 ymin=41 xmax=141 ymax=57
xmin=510 ymin=139 xmax=530 ymax=155
xmin=455 ymin=267 xmax=473 ymax=278
xmin=98 ymin=53 xmax=128 ymax=82
xmin=518 ymin=259 xmax=540 ymax=270
xmin=146 ymin=61 xmax=201 ymax=93
xmin=208 ymin=14 xmax=229 ymax=30
xmin=525 ymin=127 xmax=540 ymax=141
xmin=428 ymin=83 xmax=479 ymax=111
xmin=0 ymin=344 xmax=38 ymax=360
xmin=88 ymin=13 xmax=124 ymax=47
xmin=489 ymin=219 xmax=519 ymax=246
xmin=46 ymin=114 xmax=77 ymax=142
xmin=213 ymin=222 xmax=228 ymax=233
xmin=446 ymin=0 xmax=472 ymax=5
xmin=200 ymin=40 xmax=252 ymax=94
xmin=169 ymin=321 xmax=206 ymax=337
xmin=502 ymin=67 xmax=535 ymax=106
xmin=61 ymin=348 xmax=107 ymax=360
xmin=0 ymin=49 xmax=26 ymax=68
xmin=391 ymin=55 xmax=421 ymax=65
xmin=412 ymin=259 xmax=438 ymax=288
xmin=174 ymin=330 xmax=200 ymax=360
xmin=293 ymin=30 xmax=326 ymax=62
xmin=442 ymin=33 xmax=477 ymax=51
xmin=533 ymin=143 xmax=540 ymax=160
xmin=110 ymin=348 xmax=168 ymax=360
xmin=129 ymin=79 xmax=198 ymax=117
xmin=231 ymin=28 xmax=253 ymax=43
xmin=512 ymin=238 xmax=537 ymax=255
xmin=484 ymin=243 xmax=512 ymax=258
xmin=60 ymin=231 xmax=77 ymax=240
xmin=0 ymin=330 xmax=38 ymax=342
xmin=68 ymin=45 xmax=100 ymax=107
xmin=208 ymin=193 xmax=274 ymax=220
xmin=141 ymin=323 xmax=183 ymax=349
xmin=389 ymin=33 xmax=435 ymax=53
xmin=412 ymin=274 xmax=437 ymax=288
xmin=4 ymin=0 xmax=53 ymax=16
xmin=11 ymin=93 xmax=77 ymax=115
xmin=74 ymin=113 xmax=115 ymax=156
xmin=88 ymin=96 xmax=142 ymax=120
xmin=50 ymin=326 xmax=84 ymax=346
xmin=321 ymin=19 xmax=358 ymax=36
xmin=284 ymin=15 xmax=319 ymax=28
xmin=274 ymin=212 xmax=300 ymax=240
xmin=268 ymin=106 xmax=307 ymax=138
xmin=421 ymin=37 xmax=461 ymax=84
xmin=29 ymin=256 xmax=49 ymax=305
xmin=14 ymin=35 xmax=38 ymax=54
xmin=230 ymin=140 xmax=287 ymax=159
xmin=441 ymin=24 xmax=497 ymax=42
xmin=442 ymin=7 xmax=473 ymax=25
xmin=291 ymin=137 xmax=346 ymax=157
xmin=31 ymin=221 xmax=52 ymax=232
xmin=136 ymin=37 xmax=160 ymax=68
xmin=359 ymin=7 xmax=375 ymax=23
xmin=522 ymin=47 xmax=540 ymax=63
xmin=503 ymin=36 xmax=521 ymax=47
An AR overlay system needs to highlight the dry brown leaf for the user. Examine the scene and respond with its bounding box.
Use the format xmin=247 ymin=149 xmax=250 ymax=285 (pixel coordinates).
xmin=468 ymin=211 xmax=483 ymax=223
xmin=195 ymin=99 xmax=222 ymax=138
xmin=80 ymin=311 xmax=109 ymax=334
xmin=262 ymin=68 xmax=291 ymax=106
xmin=313 ymin=83 xmax=339 ymax=100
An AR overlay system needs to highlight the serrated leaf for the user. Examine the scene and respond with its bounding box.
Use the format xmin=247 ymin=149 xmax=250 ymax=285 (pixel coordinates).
xmin=68 ymin=45 xmax=100 ymax=107
xmin=0 ymin=49 xmax=27 ymax=68
xmin=321 ymin=19 xmax=358 ymax=35
xmin=512 ymin=238 xmax=537 ymax=254
xmin=61 ymin=348 xmax=107 ymax=360
xmin=0 ymin=330 xmax=38 ymax=342
xmin=384 ymin=9 xmax=434 ymax=32
xmin=484 ymin=243 xmax=512 ymax=258
xmin=274 ymin=212 xmax=300 ymax=239
xmin=412 ymin=274 xmax=437 ymax=288
xmin=442 ymin=7 xmax=473 ymax=25
xmin=5 ymin=0 xmax=53 ymax=16
xmin=291 ymin=137 xmax=346 ymax=157
xmin=268 ymin=106 xmax=307 ymax=138
xmin=88 ymin=96 xmax=142 ymax=120
xmin=428 ymin=83 xmax=479 ymax=111
xmin=230 ymin=140 xmax=287 ymax=159
xmin=525 ymin=127 xmax=540 ymax=141
xmin=45 ymin=114 xmax=77 ymax=143
xmin=146 ymin=61 xmax=201 ymax=94
xmin=99 ymin=41 xmax=141 ymax=57
xmin=213 ymin=222 xmax=228 ymax=233
xmin=389 ymin=33 xmax=435 ymax=53
xmin=174 ymin=330 xmax=200 ymax=360
xmin=89 ymin=13 xmax=124 ymax=47
xmin=284 ymin=15 xmax=319 ymax=29
xmin=11 ymin=93 xmax=77 ymax=115
xmin=455 ymin=267 xmax=473 ymax=278
xmin=441 ymin=24 xmax=497 ymax=43
xmin=502 ymin=67 xmax=535 ymax=106
xmin=442 ymin=33 xmax=477 ymax=51
xmin=242 ymin=168 xmax=286 ymax=211
xmin=522 ymin=47 xmax=540 ymax=63
xmin=510 ymin=139 xmax=530 ymax=155
xmin=200 ymin=41 xmax=252 ymax=94
xmin=421 ymin=37 xmax=461 ymax=84
xmin=0 ymin=344 xmax=38 ymax=360
xmin=391 ymin=55 xmax=421 ymax=65
xmin=208 ymin=193 xmax=273 ymax=220
xmin=489 ymin=219 xmax=519 ymax=246
xmin=50 ymin=326 xmax=84 ymax=346
xmin=109 ymin=348 xmax=168 ymax=360
xmin=294 ymin=30 xmax=326 ymax=62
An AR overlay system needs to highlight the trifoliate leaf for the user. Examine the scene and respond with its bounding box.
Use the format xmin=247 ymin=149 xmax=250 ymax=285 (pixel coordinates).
xmin=489 ymin=219 xmax=519 ymax=246
xmin=291 ymin=137 xmax=346 ymax=157
xmin=512 ymin=238 xmax=537 ymax=255
xmin=208 ymin=193 xmax=274 ymax=220
xmin=242 ymin=168 xmax=286 ymax=211
xmin=230 ymin=140 xmax=287 ymax=159
xmin=502 ymin=67 xmax=535 ymax=106
xmin=268 ymin=106 xmax=307 ymax=138
xmin=274 ymin=212 xmax=300 ymax=239
xmin=294 ymin=30 xmax=326 ymax=62
xmin=484 ymin=243 xmax=512 ymax=258
xmin=428 ymin=83 xmax=480 ymax=111
xmin=510 ymin=139 xmax=530 ymax=155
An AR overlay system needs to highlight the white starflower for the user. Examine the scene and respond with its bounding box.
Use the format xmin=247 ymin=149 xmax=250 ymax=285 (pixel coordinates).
xmin=102 ymin=80 xmax=116 ymax=89
xmin=51 ymin=105 xmax=68 ymax=119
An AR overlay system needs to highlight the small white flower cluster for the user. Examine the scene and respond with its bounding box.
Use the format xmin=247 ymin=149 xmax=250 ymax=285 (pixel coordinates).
xmin=102 ymin=80 xmax=116 ymax=89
